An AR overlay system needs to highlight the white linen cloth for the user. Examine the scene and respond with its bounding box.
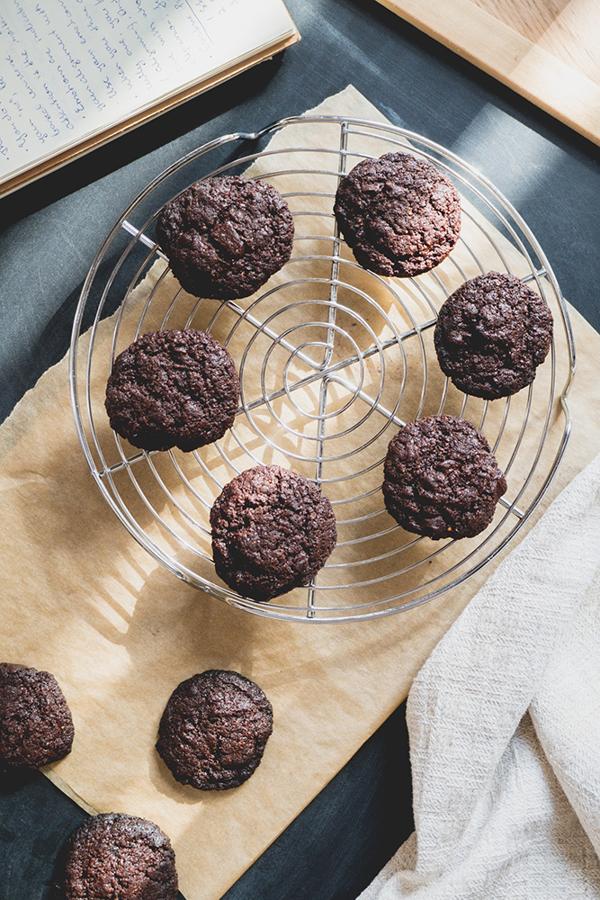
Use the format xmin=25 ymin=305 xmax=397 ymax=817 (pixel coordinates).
xmin=361 ymin=453 xmax=600 ymax=900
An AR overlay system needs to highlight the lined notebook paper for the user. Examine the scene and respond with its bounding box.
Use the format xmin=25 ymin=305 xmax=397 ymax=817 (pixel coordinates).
xmin=0 ymin=0 xmax=298 ymax=195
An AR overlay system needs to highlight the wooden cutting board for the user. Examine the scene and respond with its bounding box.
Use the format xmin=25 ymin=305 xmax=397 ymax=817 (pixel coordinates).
xmin=376 ymin=0 xmax=600 ymax=146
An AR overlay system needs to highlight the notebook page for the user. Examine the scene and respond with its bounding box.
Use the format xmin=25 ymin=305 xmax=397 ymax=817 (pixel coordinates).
xmin=0 ymin=0 xmax=295 ymax=184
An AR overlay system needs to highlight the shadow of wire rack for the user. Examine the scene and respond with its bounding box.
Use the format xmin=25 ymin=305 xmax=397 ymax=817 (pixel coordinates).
xmin=69 ymin=115 xmax=575 ymax=623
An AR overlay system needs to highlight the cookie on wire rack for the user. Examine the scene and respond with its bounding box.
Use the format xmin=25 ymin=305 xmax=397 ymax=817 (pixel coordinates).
xmin=334 ymin=152 xmax=461 ymax=277
xmin=105 ymin=329 xmax=239 ymax=452
xmin=383 ymin=415 xmax=507 ymax=540
xmin=434 ymin=271 xmax=554 ymax=400
xmin=156 ymin=175 xmax=294 ymax=300
xmin=210 ymin=464 xmax=337 ymax=602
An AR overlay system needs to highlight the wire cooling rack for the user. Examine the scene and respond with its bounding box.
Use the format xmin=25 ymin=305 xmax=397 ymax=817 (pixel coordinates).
xmin=70 ymin=115 xmax=575 ymax=622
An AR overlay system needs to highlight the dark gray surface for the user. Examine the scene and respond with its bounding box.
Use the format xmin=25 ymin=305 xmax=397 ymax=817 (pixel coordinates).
xmin=0 ymin=0 xmax=598 ymax=897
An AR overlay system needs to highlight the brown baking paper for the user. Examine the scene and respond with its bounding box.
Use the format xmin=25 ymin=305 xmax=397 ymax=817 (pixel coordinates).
xmin=1 ymin=87 xmax=599 ymax=900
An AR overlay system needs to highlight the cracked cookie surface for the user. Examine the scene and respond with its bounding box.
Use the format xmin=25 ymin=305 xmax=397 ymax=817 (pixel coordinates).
xmin=434 ymin=272 xmax=553 ymax=399
xmin=334 ymin=152 xmax=461 ymax=277
xmin=210 ymin=465 xmax=337 ymax=601
xmin=64 ymin=813 xmax=178 ymax=899
xmin=0 ymin=663 xmax=74 ymax=769
xmin=156 ymin=175 xmax=294 ymax=299
xmin=383 ymin=415 xmax=507 ymax=540
xmin=105 ymin=329 xmax=239 ymax=452
xmin=156 ymin=670 xmax=273 ymax=791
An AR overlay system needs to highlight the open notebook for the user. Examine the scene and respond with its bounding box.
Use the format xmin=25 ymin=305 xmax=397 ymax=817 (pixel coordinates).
xmin=0 ymin=0 xmax=298 ymax=197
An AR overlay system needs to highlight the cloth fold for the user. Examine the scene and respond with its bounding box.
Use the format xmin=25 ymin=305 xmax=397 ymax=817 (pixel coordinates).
xmin=361 ymin=454 xmax=600 ymax=899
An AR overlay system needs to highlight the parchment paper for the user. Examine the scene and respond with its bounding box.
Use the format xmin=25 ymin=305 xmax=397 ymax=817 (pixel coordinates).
xmin=1 ymin=87 xmax=599 ymax=900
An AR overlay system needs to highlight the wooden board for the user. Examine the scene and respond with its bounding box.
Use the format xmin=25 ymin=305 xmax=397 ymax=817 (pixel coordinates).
xmin=375 ymin=0 xmax=600 ymax=145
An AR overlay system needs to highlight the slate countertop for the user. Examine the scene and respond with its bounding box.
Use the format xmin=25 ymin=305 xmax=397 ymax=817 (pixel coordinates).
xmin=0 ymin=1 xmax=598 ymax=897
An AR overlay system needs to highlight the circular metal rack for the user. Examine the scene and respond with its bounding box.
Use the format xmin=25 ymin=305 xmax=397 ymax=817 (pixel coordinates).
xmin=70 ymin=115 xmax=575 ymax=623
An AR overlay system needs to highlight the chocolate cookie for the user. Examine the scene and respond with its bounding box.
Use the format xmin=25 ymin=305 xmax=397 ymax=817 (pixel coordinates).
xmin=383 ymin=416 xmax=507 ymax=540
xmin=156 ymin=670 xmax=273 ymax=791
xmin=0 ymin=663 xmax=74 ymax=769
xmin=210 ymin=465 xmax=337 ymax=601
xmin=334 ymin=152 xmax=461 ymax=277
xmin=64 ymin=813 xmax=178 ymax=899
xmin=105 ymin=329 xmax=239 ymax=452
xmin=434 ymin=272 xmax=553 ymax=399
xmin=156 ymin=175 xmax=294 ymax=299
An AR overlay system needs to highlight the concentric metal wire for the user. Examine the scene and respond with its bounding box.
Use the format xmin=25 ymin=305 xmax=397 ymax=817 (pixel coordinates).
xmin=69 ymin=116 xmax=575 ymax=622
